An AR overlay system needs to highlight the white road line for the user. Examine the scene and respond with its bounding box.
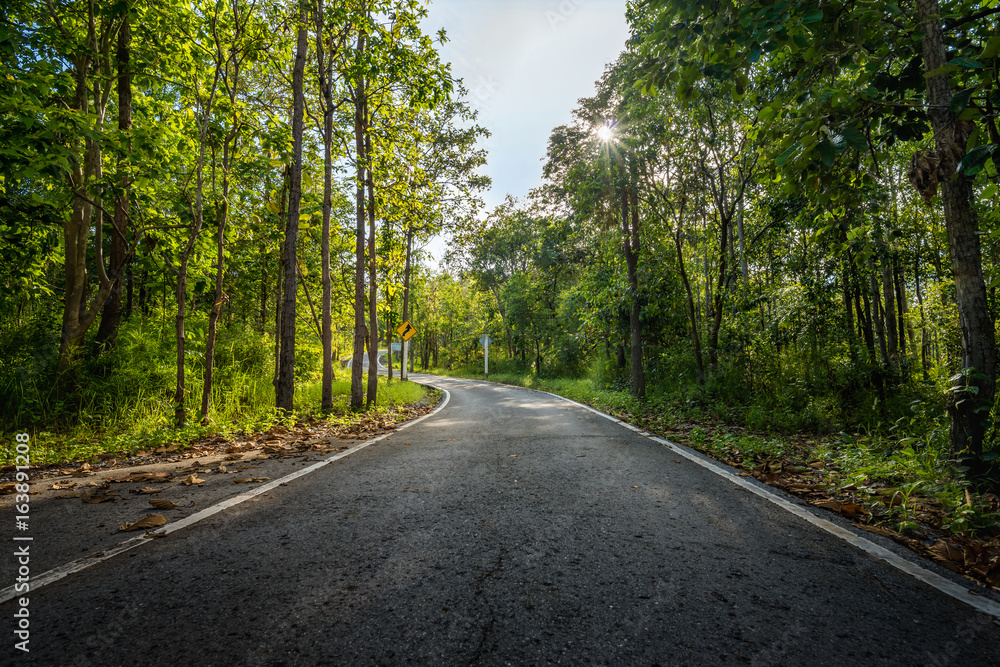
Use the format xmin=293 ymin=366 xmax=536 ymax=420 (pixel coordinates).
xmin=0 ymin=386 xmax=451 ymax=605
xmin=535 ymin=388 xmax=1000 ymax=620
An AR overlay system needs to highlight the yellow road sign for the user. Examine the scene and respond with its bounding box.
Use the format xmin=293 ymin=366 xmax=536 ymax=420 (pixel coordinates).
xmin=396 ymin=320 xmax=417 ymax=342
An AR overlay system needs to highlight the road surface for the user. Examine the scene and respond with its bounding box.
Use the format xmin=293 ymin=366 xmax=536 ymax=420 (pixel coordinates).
xmin=6 ymin=374 xmax=1000 ymax=665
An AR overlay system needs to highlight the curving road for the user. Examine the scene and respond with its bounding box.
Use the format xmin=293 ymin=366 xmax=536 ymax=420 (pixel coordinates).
xmin=7 ymin=375 xmax=1000 ymax=665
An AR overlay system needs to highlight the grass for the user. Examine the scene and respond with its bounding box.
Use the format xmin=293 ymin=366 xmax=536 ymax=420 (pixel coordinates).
xmin=1 ymin=374 xmax=433 ymax=467
xmin=0 ymin=317 xmax=434 ymax=467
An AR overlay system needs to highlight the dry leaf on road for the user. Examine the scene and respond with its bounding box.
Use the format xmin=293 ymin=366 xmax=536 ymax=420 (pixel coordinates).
xmin=119 ymin=514 xmax=167 ymax=532
xmin=149 ymin=499 xmax=178 ymax=510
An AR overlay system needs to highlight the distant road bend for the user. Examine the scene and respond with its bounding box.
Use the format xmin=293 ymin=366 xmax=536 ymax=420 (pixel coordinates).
xmin=12 ymin=374 xmax=1000 ymax=666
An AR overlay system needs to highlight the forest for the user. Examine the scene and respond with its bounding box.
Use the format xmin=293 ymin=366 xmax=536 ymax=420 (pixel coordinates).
xmin=1 ymin=0 xmax=488 ymax=458
xmin=2 ymin=1 xmax=1000 ymax=584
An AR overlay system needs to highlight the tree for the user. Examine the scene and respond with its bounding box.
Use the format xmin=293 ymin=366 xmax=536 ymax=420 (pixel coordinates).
xmin=638 ymin=0 xmax=1000 ymax=466
xmin=276 ymin=5 xmax=308 ymax=412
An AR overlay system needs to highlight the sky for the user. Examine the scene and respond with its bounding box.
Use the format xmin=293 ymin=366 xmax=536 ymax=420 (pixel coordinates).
xmin=420 ymin=0 xmax=630 ymax=261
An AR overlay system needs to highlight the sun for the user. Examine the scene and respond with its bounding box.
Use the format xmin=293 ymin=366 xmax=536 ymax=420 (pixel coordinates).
xmin=596 ymin=125 xmax=614 ymax=142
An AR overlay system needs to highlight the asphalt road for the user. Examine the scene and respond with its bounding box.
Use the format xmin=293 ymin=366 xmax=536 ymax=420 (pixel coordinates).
xmin=6 ymin=375 xmax=1000 ymax=666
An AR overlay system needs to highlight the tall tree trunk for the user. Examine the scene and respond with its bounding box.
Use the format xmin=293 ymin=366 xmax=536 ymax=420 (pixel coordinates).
xmin=59 ymin=57 xmax=113 ymax=366
xmin=852 ymin=261 xmax=875 ymax=358
xmin=317 ymin=0 xmax=335 ymax=412
xmin=94 ymin=9 xmax=131 ymax=352
xmin=842 ymin=258 xmax=856 ymax=359
xmin=401 ymin=226 xmax=414 ymax=381
xmin=868 ymin=258 xmax=888 ymax=364
xmin=737 ymin=197 xmax=747 ymax=281
xmin=259 ymin=246 xmax=268 ymax=333
xmin=273 ymin=172 xmax=287 ymax=389
xmin=350 ymin=24 xmax=367 ymax=411
xmin=896 ymin=259 xmax=914 ymax=357
xmin=675 ymin=225 xmax=705 ymax=384
xmin=366 ymin=126 xmax=378 ymax=407
xmin=918 ymin=0 xmax=997 ymax=464
xmin=881 ymin=237 xmax=898 ymax=364
xmin=624 ymin=179 xmax=645 ymax=398
xmin=915 ymin=252 xmax=931 ymax=379
xmin=276 ymin=18 xmax=308 ymax=412
xmin=200 ymin=167 xmax=229 ymax=422
xmin=709 ymin=212 xmax=730 ymax=372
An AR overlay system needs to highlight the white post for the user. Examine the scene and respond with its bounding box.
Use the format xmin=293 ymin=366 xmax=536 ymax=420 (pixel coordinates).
xmin=401 ymin=340 xmax=408 ymax=381
xmin=485 ymin=339 xmax=489 ymax=379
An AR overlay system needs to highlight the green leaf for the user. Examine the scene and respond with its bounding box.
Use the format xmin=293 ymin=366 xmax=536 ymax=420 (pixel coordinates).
xmin=818 ymin=138 xmax=835 ymax=166
xmin=950 ymin=88 xmax=973 ymax=114
xmin=802 ymin=8 xmax=823 ymax=23
xmin=840 ymin=125 xmax=867 ymax=152
xmin=774 ymin=141 xmax=800 ymax=166
xmin=949 ymin=56 xmax=984 ymax=69
xmin=957 ymin=144 xmax=996 ymax=177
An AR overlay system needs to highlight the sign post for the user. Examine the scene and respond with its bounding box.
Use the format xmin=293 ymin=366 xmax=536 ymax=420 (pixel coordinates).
xmin=480 ymin=334 xmax=492 ymax=379
xmin=396 ymin=321 xmax=417 ymax=381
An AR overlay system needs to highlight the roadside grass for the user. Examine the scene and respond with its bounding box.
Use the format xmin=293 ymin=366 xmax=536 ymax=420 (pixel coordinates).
xmin=1 ymin=317 xmax=434 ymax=467
xmin=2 ymin=371 xmax=432 ymax=469
xmin=427 ymin=364 xmax=1000 ymax=585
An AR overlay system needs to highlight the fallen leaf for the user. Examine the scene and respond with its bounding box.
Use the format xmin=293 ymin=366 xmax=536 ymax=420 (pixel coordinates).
xmin=234 ymin=477 xmax=270 ymax=484
xmin=929 ymin=540 xmax=965 ymax=573
xmin=859 ymin=524 xmax=897 ymax=538
xmin=812 ymin=499 xmax=843 ymax=512
xmin=81 ymin=490 xmax=117 ymax=504
xmin=119 ymin=514 xmax=168 ymax=532
xmin=133 ymin=486 xmax=163 ymax=495
xmin=510 ymin=454 xmax=518 ymax=458
xmin=149 ymin=498 xmax=178 ymax=510
xmin=0 ymin=483 xmax=16 ymax=495
xmin=180 ymin=474 xmax=205 ymax=486
xmin=50 ymin=480 xmax=77 ymax=490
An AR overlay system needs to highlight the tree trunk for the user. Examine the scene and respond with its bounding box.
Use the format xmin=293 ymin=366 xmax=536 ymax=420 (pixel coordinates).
xmin=200 ymin=181 xmax=228 ymax=422
xmin=350 ymin=25 xmax=367 ymax=411
xmin=259 ymin=246 xmax=267 ymax=333
xmin=94 ymin=10 xmax=131 ymax=352
xmin=366 ymin=125 xmax=378 ymax=407
xmin=709 ymin=212 xmax=730 ymax=371
xmin=624 ymin=180 xmax=645 ymax=398
xmin=868 ymin=258 xmax=888 ymax=364
xmin=918 ymin=0 xmax=997 ymax=465
xmin=401 ymin=227 xmax=414 ymax=381
xmin=881 ymin=237 xmax=898 ymax=364
xmin=317 ymin=0 xmax=335 ymax=412
xmin=59 ymin=55 xmax=113 ymax=366
xmin=273 ymin=172 xmax=287 ymax=390
xmin=915 ymin=252 xmax=931 ymax=379
xmin=674 ymin=224 xmax=704 ymax=384
xmin=276 ymin=19 xmax=308 ymax=413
